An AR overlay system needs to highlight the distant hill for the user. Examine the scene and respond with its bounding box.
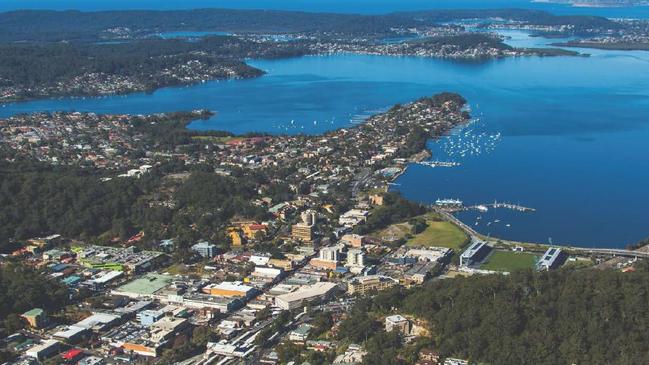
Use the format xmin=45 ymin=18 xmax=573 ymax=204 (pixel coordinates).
xmin=532 ymin=0 xmax=649 ymax=7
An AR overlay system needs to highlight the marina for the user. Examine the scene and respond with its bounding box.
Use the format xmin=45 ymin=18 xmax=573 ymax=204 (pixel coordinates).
xmin=416 ymin=160 xmax=461 ymax=168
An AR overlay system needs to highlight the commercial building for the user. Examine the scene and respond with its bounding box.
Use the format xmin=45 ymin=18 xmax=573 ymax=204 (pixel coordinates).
xmin=202 ymin=281 xmax=256 ymax=299
xmin=73 ymin=245 xmax=165 ymax=273
xmin=76 ymin=312 xmax=122 ymax=332
xmin=163 ymin=293 xmax=242 ymax=313
xmin=137 ymin=310 xmax=165 ymax=326
xmin=275 ymin=282 xmax=338 ymax=310
xmin=191 ymin=241 xmax=218 ymax=258
xmin=25 ymin=340 xmax=59 ymax=360
xmin=53 ymin=325 xmax=90 ymax=343
xmin=252 ymin=266 xmax=283 ymax=280
xmin=537 ymin=247 xmax=567 ymax=271
xmin=459 ymin=241 xmax=491 ymax=267
xmin=111 ymin=274 xmax=173 ymax=299
xmin=347 ymin=275 xmax=397 ymax=295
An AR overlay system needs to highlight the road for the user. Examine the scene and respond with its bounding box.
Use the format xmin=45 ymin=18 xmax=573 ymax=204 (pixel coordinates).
xmin=437 ymin=208 xmax=649 ymax=259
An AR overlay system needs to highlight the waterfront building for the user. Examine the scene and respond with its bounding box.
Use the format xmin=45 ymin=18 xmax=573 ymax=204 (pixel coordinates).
xmin=459 ymin=241 xmax=491 ymax=267
xmin=537 ymin=247 xmax=567 ymax=271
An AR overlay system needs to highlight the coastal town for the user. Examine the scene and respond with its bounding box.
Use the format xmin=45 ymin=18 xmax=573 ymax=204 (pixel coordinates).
xmin=2 ymin=4 xmax=649 ymax=365
xmin=1 ymin=91 xmax=644 ymax=365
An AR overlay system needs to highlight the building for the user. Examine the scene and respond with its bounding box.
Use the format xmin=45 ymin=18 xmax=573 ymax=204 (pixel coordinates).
xmin=192 ymin=241 xmax=218 ymax=258
xmin=444 ymin=359 xmax=470 ymax=365
xmin=292 ymin=223 xmax=314 ymax=242
xmin=369 ymin=193 xmax=384 ymax=206
xmin=250 ymin=254 xmax=271 ymax=266
xmin=73 ymin=245 xmax=164 ymax=274
xmin=416 ymin=349 xmax=440 ymax=365
xmin=78 ymin=356 xmax=104 ymax=365
xmin=346 ymin=249 xmax=365 ymax=267
xmin=338 ymin=209 xmax=369 ymax=227
xmin=252 ymin=266 xmax=283 ymax=280
xmin=289 ymin=324 xmax=313 ymax=343
xmin=53 ymin=325 xmax=90 ymax=343
xmin=403 ymin=262 xmax=436 ymax=285
xmin=341 ymin=234 xmax=366 ymax=248
xmin=111 ymin=274 xmax=173 ymax=299
xmin=202 ymin=281 xmax=256 ymax=299
xmin=385 ymin=315 xmax=411 ymax=334
xmin=229 ymin=230 xmax=243 ymax=246
xmin=61 ymin=348 xmax=84 ymax=362
xmin=310 ymin=246 xmax=341 ymax=270
xmin=459 ymin=241 xmax=491 ymax=267
xmin=137 ymin=310 xmax=165 ymax=326
xmin=164 ymin=293 xmax=242 ymax=313
xmin=275 ymin=282 xmax=338 ymax=310
xmin=21 ymin=308 xmax=47 ymax=329
xmin=347 ymin=275 xmax=397 ymax=295
xmin=537 ymin=247 xmax=567 ymax=271
xmin=268 ymin=258 xmax=295 ymax=271
xmin=301 ymin=210 xmax=317 ymax=226
xmin=76 ymin=312 xmax=122 ymax=332
xmin=25 ymin=340 xmax=59 ymax=360
xmin=319 ymin=246 xmax=339 ymax=262
xmin=243 ymin=223 xmax=267 ymax=240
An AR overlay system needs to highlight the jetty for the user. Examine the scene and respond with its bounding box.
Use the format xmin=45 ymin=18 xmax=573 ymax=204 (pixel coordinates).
xmin=416 ymin=160 xmax=461 ymax=168
xmin=487 ymin=201 xmax=536 ymax=212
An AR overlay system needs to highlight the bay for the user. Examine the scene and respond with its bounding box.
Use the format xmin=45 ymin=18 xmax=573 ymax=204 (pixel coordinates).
xmin=1 ymin=31 xmax=648 ymax=247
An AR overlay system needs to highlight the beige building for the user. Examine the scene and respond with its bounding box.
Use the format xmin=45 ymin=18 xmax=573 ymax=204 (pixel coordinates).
xmin=292 ymin=223 xmax=314 ymax=242
xmin=347 ymin=275 xmax=397 ymax=295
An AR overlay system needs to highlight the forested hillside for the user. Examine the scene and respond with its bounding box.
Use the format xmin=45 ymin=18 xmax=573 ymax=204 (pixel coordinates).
xmin=338 ymin=269 xmax=649 ymax=365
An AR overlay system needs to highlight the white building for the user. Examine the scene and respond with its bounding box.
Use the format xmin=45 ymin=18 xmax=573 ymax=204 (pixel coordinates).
xmin=319 ymin=247 xmax=339 ymax=262
xmin=338 ymin=209 xmax=369 ymax=227
xmin=275 ymin=282 xmax=338 ymax=310
xmin=346 ymin=249 xmax=365 ymax=267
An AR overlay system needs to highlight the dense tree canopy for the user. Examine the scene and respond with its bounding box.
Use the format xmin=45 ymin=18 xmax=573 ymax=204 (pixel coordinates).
xmin=338 ymin=269 xmax=649 ymax=365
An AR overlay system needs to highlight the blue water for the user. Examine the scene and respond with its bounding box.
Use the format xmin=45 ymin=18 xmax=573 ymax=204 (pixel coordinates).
xmin=2 ymin=0 xmax=649 ymax=18
xmin=1 ymin=30 xmax=649 ymax=247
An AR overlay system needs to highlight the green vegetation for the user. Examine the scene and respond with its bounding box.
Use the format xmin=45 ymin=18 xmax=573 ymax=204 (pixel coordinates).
xmin=0 ymin=38 xmax=281 ymax=100
xmin=0 ymin=9 xmax=621 ymax=43
xmin=407 ymin=214 xmax=468 ymax=250
xmin=353 ymin=193 xmax=427 ymax=235
xmin=0 ymin=264 xmax=69 ymax=329
xmin=0 ymin=161 xmax=279 ymax=256
xmin=480 ymin=250 xmax=538 ymax=272
xmin=337 ymin=269 xmax=649 ymax=365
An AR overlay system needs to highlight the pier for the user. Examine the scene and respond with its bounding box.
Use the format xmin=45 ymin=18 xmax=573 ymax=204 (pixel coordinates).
xmin=416 ymin=160 xmax=461 ymax=168
xmin=487 ymin=201 xmax=536 ymax=212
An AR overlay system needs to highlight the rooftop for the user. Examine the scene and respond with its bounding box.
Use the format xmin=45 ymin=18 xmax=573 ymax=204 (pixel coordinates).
xmin=114 ymin=274 xmax=172 ymax=295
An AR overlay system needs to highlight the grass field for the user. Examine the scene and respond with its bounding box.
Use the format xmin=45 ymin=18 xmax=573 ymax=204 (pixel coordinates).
xmin=191 ymin=136 xmax=244 ymax=144
xmin=407 ymin=215 xmax=468 ymax=250
xmin=481 ymin=250 xmax=538 ymax=272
